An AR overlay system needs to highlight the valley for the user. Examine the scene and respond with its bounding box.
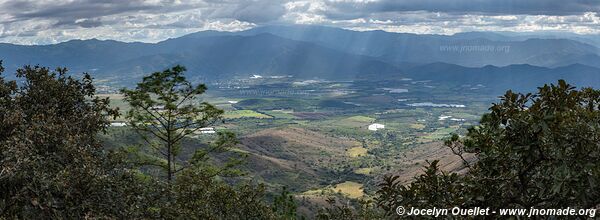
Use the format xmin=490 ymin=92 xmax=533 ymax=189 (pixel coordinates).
xmin=101 ymin=74 xmax=493 ymax=208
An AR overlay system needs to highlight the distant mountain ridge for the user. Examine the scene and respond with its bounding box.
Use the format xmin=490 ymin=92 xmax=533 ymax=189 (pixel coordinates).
xmin=0 ymin=33 xmax=400 ymax=83
xmin=232 ymin=25 xmax=600 ymax=68
xmin=0 ymin=25 xmax=599 ymax=86
xmin=364 ymin=62 xmax=600 ymax=92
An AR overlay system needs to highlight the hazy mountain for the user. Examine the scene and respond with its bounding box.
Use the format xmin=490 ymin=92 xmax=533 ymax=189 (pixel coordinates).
xmin=0 ymin=33 xmax=399 ymax=83
xmin=115 ymin=33 xmax=400 ymax=81
xmin=0 ymin=25 xmax=599 ymax=86
xmin=489 ymin=31 xmax=600 ymax=48
xmin=0 ymin=39 xmax=153 ymax=76
xmin=232 ymin=25 xmax=600 ymax=68
xmin=367 ymin=62 xmax=600 ymax=92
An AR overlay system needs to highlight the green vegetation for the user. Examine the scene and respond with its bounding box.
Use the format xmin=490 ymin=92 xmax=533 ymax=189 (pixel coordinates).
xmin=347 ymin=115 xmax=375 ymax=122
xmin=354 ymin=167 xmax=375 ymax=175
xmin=420 ymin=126 xmax=459 ymax=141
xmin=100 ymin=75 xmax=493 ymax=216
xmin=235 ymin=98 xmax=314 ymax=111
xmin=0 ymin=63 xmax=286 ymax=219
xmin=224 ymin=110 xmax=272 ymax=119
xmin=0 ymin=65 xmax=135 ymax=218
xmin=121 ymin=65 xmax=231 ymax=182
xmin=347 ymin=147 xmax=368 ymax=157
xmin=333 ymin=181 xmax=364 ymax=199
xmin=376 ymin=80 xmax=600 ymax=217
xmin=338 ymin=115 xmax=376 ymax=127
xmin=4 ymin=61 xmax=599 ymax=219
xmin=264 ymin=110 xmax=297 ymax=119
xmin=409 ymin=123 xmax=426 ymax=130
xmin=300 ymin=181 xmax=365 ymax=199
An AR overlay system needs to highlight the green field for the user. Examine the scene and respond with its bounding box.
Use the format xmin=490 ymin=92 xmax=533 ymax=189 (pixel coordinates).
xmin=333 ymin=181 xmax=364 ymax=199
xmin=347 ymin=147 xmax=368 ymax=157
xmin=421 ymin=126 xmax=460 ymax=141
xmin=263 ymin=110 xmax=297 ymax=119
xmin=223 ymin=110 xmax=272 ymax=119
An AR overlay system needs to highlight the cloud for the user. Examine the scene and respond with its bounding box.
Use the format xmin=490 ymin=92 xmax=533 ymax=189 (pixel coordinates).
xmin=0 ymin=0 xmax=262 ymax=44
xmin=289 ymin=0 xmax=600 ymax=35
xmin=323 ymin=0 xmax=600 ymax=19
xmin=0 ymin=0 xmax=599 ymax=44
xmin=202 ymin=0 xmax=288 ymax=23
xmin=0 ymin=0 xmax=287 ymax=26
xmin=2 ymin=0 xmax=164 ymax=24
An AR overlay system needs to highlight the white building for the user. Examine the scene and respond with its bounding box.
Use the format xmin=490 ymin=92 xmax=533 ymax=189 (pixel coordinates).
xmin=110 ymin=122 xmax=127 ymax=127
xmin=368 ymin=123 xmax=385 ymax=131
xmin=199 ymin=127 xmax=216 ymax=134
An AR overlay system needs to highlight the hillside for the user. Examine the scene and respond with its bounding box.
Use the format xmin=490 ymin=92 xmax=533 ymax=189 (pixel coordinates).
xmin=236 ymin=127 xmax=357 ymax=190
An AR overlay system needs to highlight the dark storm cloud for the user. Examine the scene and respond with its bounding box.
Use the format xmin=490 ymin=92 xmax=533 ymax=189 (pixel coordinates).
xmin=228 ymin=2 xmax=286 ymax=23
xmin=2 ymin=0 xmax=160 ymax=23
xmin=202 ymin=0 xmax=288 ymax=23
xmin=324 ymin=0 xmax=600 ymax=20
xmin=74 ymin=19 xmax=104 ymax=28
xmin=1 ymin=0 xmax=286 ymax=26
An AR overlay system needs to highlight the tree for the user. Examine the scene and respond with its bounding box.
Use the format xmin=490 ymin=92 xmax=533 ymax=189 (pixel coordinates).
xmin=376 ymin=161 xmax=465 ymax=218
xmin=0 ymin=63 xmax=144 ymax=218
xmin=155 ymin=168 xmax=277 ymax=219
xmin=272 ymin=187 xmax=300 ymax=219
xmin=316 ymin=197 xmax=384 ymax=220
xmin=377 ymin=80 xmax=600 ymax=217
xmin=0 ymin=63 xmax=288 ymax=219
xmin=121 ymin=65 xmax=232 ymax=182
xmin=121 ymin=66 xmax=286 ymax=219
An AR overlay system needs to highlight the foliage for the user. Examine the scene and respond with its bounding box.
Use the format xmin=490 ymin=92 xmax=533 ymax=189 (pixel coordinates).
xmin=376 ymin=161 xmax=465 ymax=218
xmin=272 ymin=187 xmax=300 ymax=220
xmin=137 ymin=168 xmax=275 ymax=219
xmin=316 ymin=197 xmax=384 ymax=220
xmin=0 ymin=63 xmax=290 ymax=219
xmin=0 ymin=64 xmax=144 ymax=218
xmin=121 ymin=66 xmax=290 ymax=218
xmin=121 ymin=65 xmax=237 ymax=182
xmin=376 ymin=80 xmax=600 ymax=217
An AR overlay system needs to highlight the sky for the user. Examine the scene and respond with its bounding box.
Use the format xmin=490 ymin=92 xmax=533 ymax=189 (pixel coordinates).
xmin=0 ymin=0 xmax=599 ymax=45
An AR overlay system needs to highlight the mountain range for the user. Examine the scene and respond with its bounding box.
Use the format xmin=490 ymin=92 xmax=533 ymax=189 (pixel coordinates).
xmin=366 ymin=62 xmax=600 ymax=92
xmin=0 ymin=25 xmax=599 ymax=87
